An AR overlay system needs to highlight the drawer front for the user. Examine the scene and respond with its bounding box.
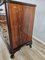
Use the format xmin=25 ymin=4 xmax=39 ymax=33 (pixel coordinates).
xmin=21 ymin=6 xmax=35 ymax=43
xmin=8 ymin=3 xmax=20 ymax=49
xmin=8 ymin=3 xmax=36 ymax=49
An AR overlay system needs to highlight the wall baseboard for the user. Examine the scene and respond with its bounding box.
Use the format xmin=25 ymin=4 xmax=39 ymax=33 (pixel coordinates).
xmin=32 ymin=35 xmax=45 ymax=45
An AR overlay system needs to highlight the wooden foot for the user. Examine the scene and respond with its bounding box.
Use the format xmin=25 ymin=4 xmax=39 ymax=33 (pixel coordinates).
xmin=10 ymin=54 xmax=14 ymax=59
xmin=29 ymin=44 xmax=32 ymax=48
xmin=8 ymin=41 xmax=32 ymax=59
xmin=26 ymin=41 xmax=32 ymax=48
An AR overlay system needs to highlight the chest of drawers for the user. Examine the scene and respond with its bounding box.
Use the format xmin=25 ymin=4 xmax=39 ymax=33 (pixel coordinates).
xmin=5 ymin=1 xmax=36 ymax=58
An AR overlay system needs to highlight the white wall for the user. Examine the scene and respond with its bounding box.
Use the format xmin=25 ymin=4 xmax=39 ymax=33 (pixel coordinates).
xmin=0 ymin=4 xmax=5 ymax=15
xmin=33 ymin=0 xmax=45 ymax=44
xmin=0 ymin=0 xmax=45 ymax=44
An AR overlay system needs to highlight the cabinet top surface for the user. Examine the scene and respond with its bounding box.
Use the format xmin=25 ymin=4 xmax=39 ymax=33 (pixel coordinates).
xmin=9 ymin=0 xmax=36 ymax=7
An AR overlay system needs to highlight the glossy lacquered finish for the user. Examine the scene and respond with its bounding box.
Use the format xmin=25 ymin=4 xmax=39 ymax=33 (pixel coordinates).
xmin=7 ymin=2 xmax=36 ymax=49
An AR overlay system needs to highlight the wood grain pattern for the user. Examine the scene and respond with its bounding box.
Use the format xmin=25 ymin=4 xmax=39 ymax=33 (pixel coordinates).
xmin=8 ymin=4 xmax=20 ymax=48
xmin=7 ymin=3 xmax=36 ymax=49
xmin=21 ymin=6 xmax=35 ymax=43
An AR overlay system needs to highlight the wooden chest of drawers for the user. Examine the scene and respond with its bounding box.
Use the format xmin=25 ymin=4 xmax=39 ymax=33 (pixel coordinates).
xmin=5 ymin=1 xmax=36 ymax=58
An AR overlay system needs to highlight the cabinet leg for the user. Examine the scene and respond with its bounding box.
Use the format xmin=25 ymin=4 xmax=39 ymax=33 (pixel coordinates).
xmin=29 ymin=44 xmax=32 ymax=48
xmin=26 ymin=41 xmax=32 ymax=48
xmin=10 ymin=49 xmax=15 ymax=59
xmin=10 ymin=47 xmax=21 ymax=59
xmin=10 ymin=54 xmax=14 ymax=59
xmin=9 ymin=41 xmax=32 ymax=59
